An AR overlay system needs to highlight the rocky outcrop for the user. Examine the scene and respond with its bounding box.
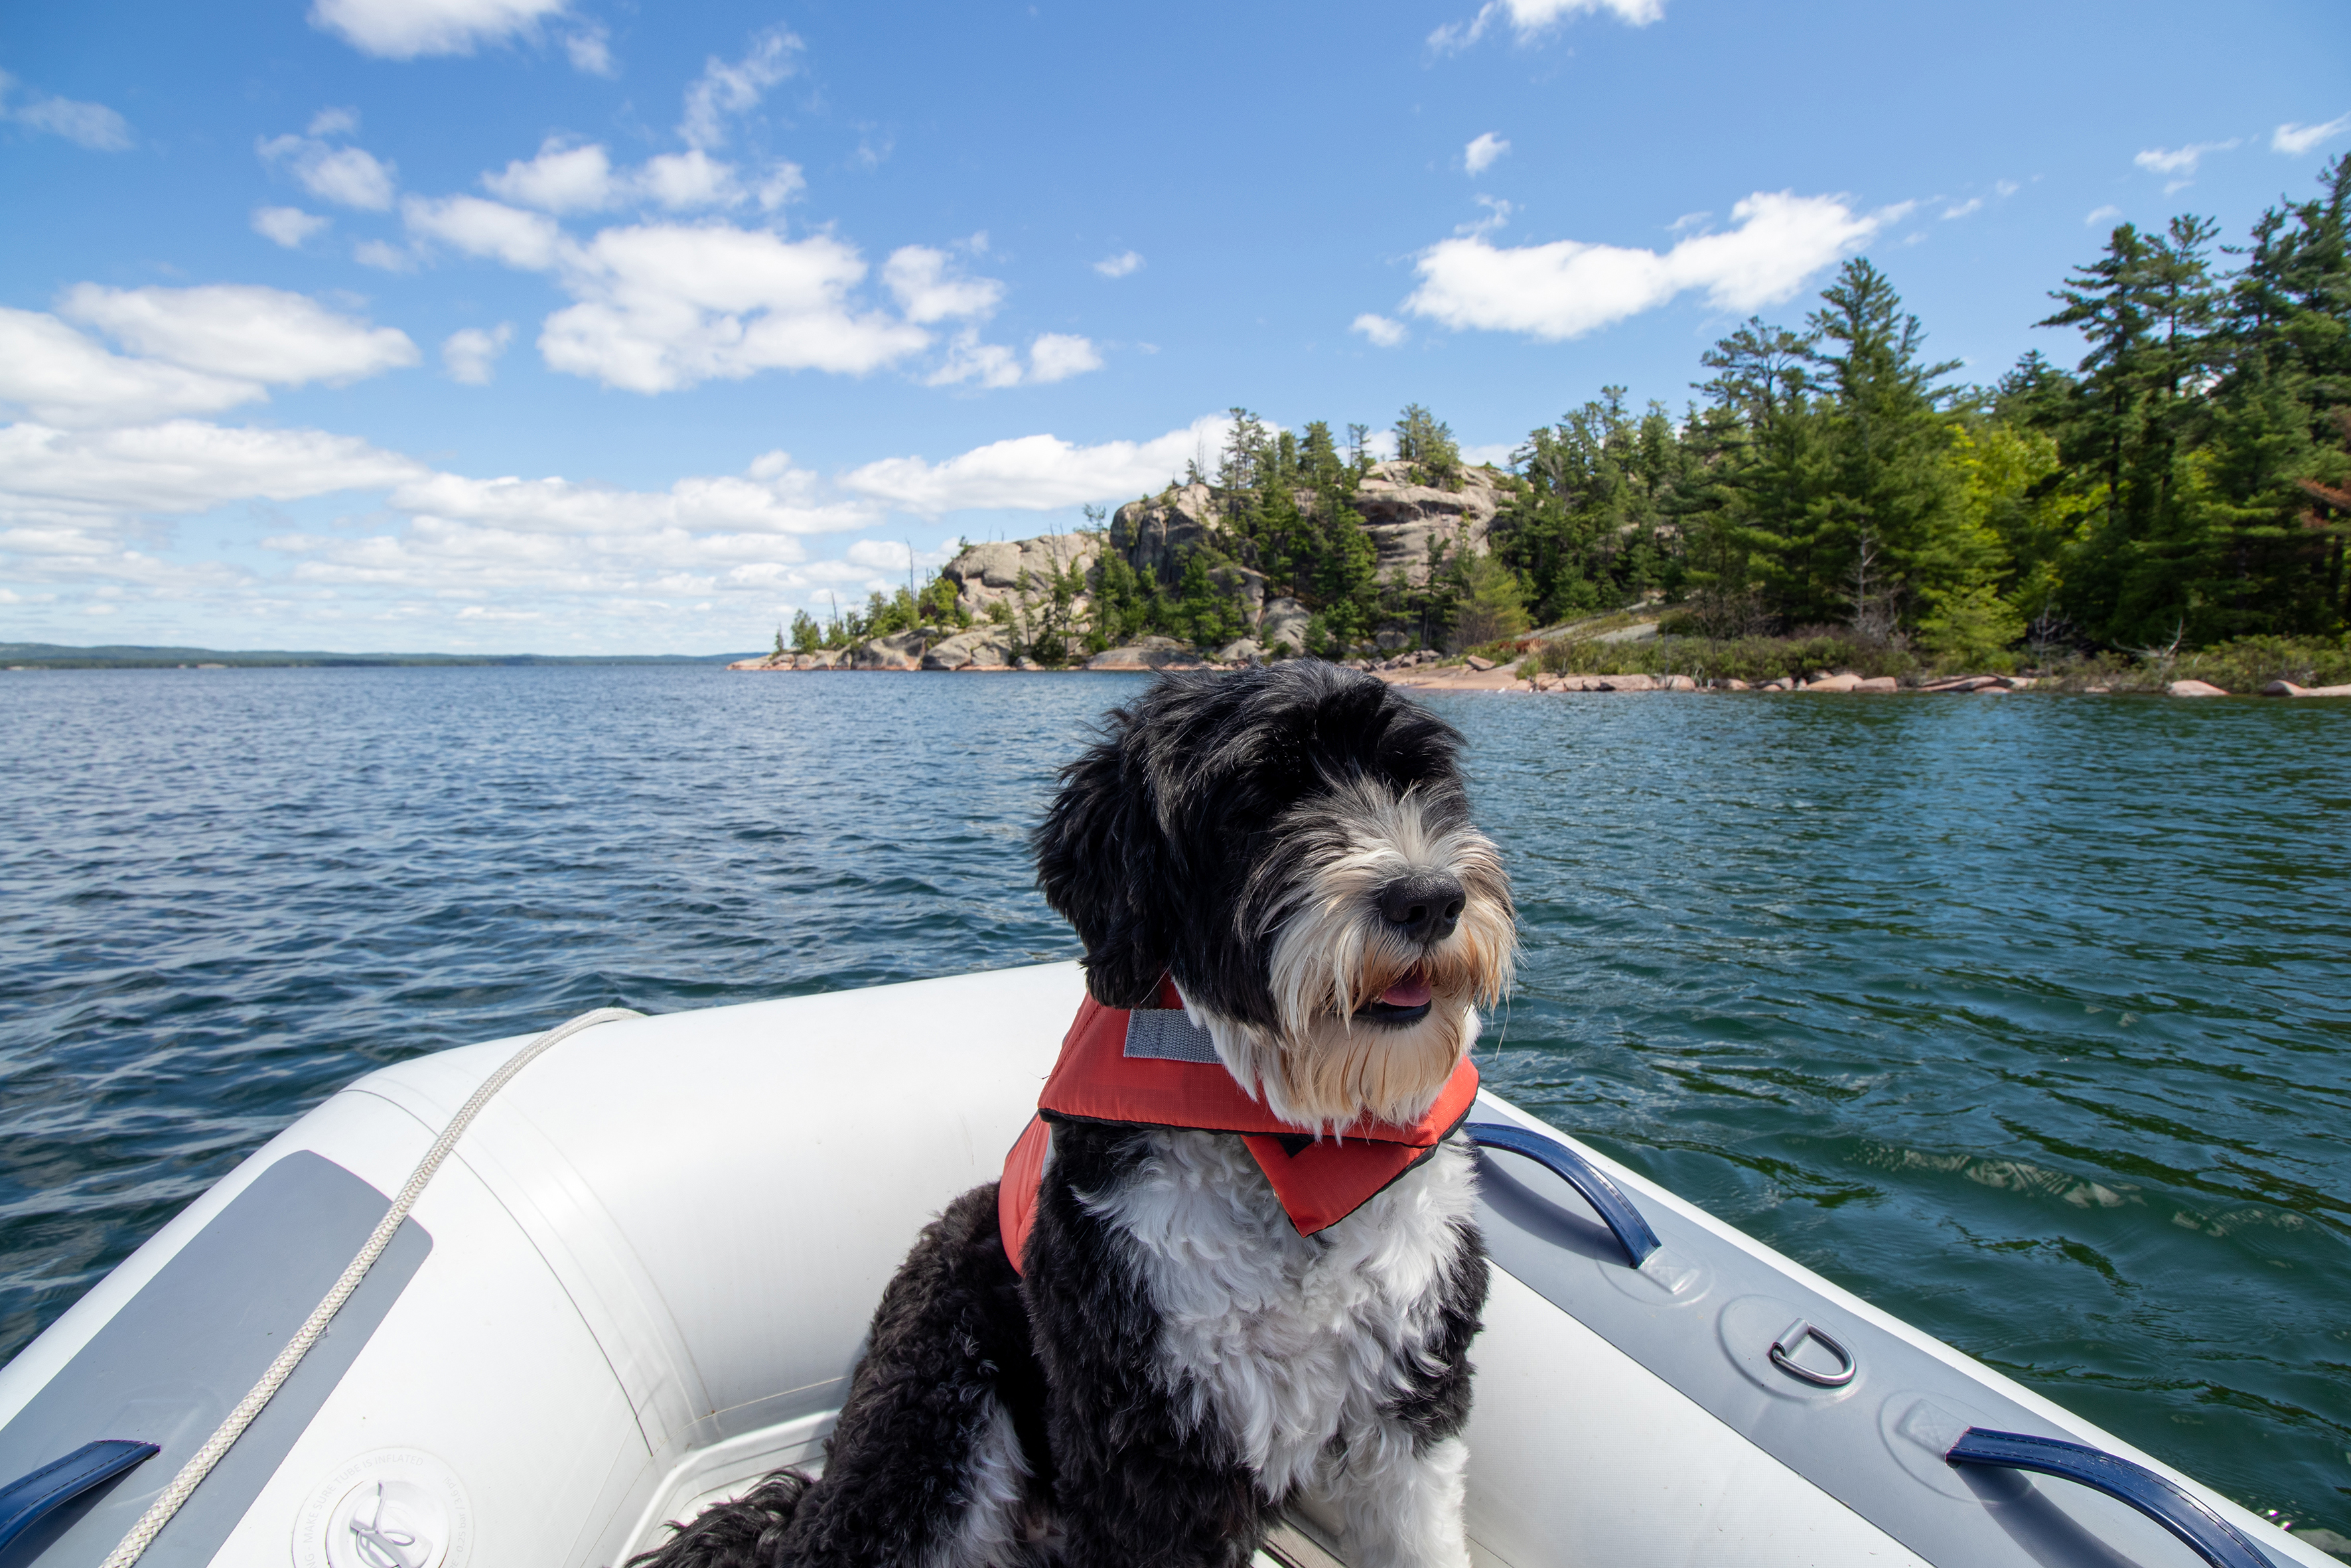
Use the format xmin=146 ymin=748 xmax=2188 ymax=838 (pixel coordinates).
xmin=1214 ymin=638 xmax=1266 ymax=664
xmin=729 ymin=648 xmax=847 ymax=670
xmin=1084 ymin=636 xmax=1208 ymax=672
xmin=852 ymin=630 xmax=927 ymax=670
xmin=938 ymin=534 xmax=1100 ymax=622
xmin=1346 ymin=463 xmax=1505 ymax=587
xmin=2167 ymin=678 xmax=2228 ymax=697
xmin=2261 ymin=679 xmax=2351 ymax=697
xmin=921 ymin=628 xmax=1017 ymax=670
xmin=1105 ymin=461 xmax=1504 ymax=612
xmin=1259 ymin=597 xmax=1309 ymax=652
xmin=1113 ymin=484 xmax=1218 ymax=584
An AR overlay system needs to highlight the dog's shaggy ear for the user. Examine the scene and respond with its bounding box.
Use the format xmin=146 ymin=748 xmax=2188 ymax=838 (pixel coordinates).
xmin=1031 ymin=711 xmax=1172 ymax=1007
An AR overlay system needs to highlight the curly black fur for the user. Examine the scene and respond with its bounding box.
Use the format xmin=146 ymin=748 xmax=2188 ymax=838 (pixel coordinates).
xmin=624 ymin=1472 xmax=811 ymax=1568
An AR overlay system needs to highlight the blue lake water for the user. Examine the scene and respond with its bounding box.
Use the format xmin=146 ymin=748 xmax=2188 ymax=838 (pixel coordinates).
xmin=3 ymin=666 xmax=2346 ymax=1537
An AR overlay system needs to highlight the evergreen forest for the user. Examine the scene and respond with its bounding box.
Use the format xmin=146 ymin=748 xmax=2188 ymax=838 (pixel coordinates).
xmin=804 ymin=159 xmax=2351 ymax=676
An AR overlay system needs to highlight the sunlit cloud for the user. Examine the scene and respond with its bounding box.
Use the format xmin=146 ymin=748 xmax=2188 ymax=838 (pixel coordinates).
xmin=1404 ymin=190 xmax=1899 ymax=341
xmin=309 ymin=0 xmax=571 ymax=59
xmin=1430 ymin=0 xmax=1662 ymax=52
xmin=2273 ymin=112 xmax=2351 ymax=157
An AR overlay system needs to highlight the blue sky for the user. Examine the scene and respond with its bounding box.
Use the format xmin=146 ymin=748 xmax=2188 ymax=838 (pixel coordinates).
xmin=3 ymin=0 xmax=2346 ymax=654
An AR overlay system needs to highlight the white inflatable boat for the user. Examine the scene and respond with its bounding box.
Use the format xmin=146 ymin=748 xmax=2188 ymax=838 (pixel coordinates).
xmin=0 ymin=964 xmax=2328 ymax=1568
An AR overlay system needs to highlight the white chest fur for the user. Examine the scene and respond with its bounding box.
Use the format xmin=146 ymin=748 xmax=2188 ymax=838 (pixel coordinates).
xmin=1080 ymin=1129 xmax=1479 ymax=1499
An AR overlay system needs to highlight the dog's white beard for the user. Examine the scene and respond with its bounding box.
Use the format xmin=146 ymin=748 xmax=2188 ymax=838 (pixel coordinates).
xmin=1190 ymin=780 xmax=1516 ymax=1130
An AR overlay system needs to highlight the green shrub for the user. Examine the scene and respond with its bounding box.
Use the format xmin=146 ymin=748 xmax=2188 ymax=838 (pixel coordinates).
xmin=1523 ymin=634 xmax=1920 ymax=683
xmin=1915 ymin=585 xmax=2023 ymax=673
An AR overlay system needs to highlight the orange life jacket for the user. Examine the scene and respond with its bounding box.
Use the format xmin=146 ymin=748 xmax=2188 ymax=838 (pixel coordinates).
xmin=997 ymin=976 xmax=1480 ymax=1275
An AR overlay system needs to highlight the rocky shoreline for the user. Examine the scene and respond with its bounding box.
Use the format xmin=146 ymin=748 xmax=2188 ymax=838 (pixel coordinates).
xmin=728 ymin=644 xmax=2351 ymax=698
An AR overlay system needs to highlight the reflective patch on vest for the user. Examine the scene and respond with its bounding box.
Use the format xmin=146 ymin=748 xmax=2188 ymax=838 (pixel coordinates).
xmin=1123 ymin=1005 xmax=1221 ymax=1064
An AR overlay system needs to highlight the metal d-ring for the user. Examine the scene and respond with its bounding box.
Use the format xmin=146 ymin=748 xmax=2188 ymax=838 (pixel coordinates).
xmin=1770 ymin=1318 xmax=1857 ymax=1388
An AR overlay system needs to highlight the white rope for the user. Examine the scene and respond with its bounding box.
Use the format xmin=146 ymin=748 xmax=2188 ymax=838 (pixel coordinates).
xmin=100 ymin=1006 xmax=644 ymax=1568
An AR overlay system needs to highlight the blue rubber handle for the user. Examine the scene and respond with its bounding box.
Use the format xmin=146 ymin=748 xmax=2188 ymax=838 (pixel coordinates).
xmin=0 ymin=1438 xmax=161 ymax=1552
xmin=1946 ymin=1428 xmax=2275 ymax=1568
xmin=1466 ymin=1121 xmax=1660 ymax=1267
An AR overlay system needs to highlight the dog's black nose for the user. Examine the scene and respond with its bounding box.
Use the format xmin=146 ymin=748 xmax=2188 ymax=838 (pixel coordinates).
xmin=1377 ymin=873 xmax=1465 ymax=944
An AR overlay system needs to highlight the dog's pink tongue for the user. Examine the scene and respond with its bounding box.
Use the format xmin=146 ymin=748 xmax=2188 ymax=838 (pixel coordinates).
xmin=1379 ymin=976 xmax=1433 ymax=1008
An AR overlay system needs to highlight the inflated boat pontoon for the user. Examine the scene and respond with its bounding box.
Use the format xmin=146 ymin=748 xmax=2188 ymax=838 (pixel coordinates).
xmin=0 ymin=965 xmax=2327 ymax=1568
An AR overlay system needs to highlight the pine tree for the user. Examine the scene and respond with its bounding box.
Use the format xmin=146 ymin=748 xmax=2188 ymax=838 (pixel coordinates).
xmin=1777 ymin=257 xmax=1967 ymax=636
xmin=2199 ymin=155 xmax=2351 ymax=635
xmin=1393 ymin=405 xmax=1461 ymax=488
xmin=2035 ymin=217 xmax=2222 ymax=642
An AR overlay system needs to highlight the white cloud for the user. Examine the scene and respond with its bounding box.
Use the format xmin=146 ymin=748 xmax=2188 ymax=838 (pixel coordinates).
xmin=1352 ymin=313 xmax=1408 ymax=348
xmin=354 ymin=239 xmax=417 ymax=271
xmin=0 ymin=287 xmax=415 ymax=427
xmin=1459 ymin=443 xmax=1516 ymax=468
xmin=924 ymin=330 xmax=1101 ymax=390
xmin=1028 ymin=333 xmax=1102 ymax=384
xmin=680 ymin=27 xmax=802 ymax=151
xmin=485 ymin=139 xmax=616 ymax=212
xmin=403 ymin=194 xmax=567 ymax=269
xmin=2084 ymin=204 xmax=2123 ymax=227
xmin=846 ymin=539 xmax=913 ymax=571
xmin=253 ymin=206 xmax=332 ymax=248
xmin=0 ymin=420 xmax=425 ymax=519
xmin=1094 ymin=250 xmax=1145 ymax=278
xmin=883 ymin=246 xmax=1005 ymax=324
xmin=840 ymin=413 xmax=1232 ymax=514
xmin=309 ymin=107 xmax=360 ymax=137
xmin=60 ymin=284 xmax=419 ymax=386
xmin=2134 ymin=140 xmax=2238 ymax=190
xmin=1941 ymin=198 xmax=1982 ymax=220
xmin=384 ymin=460 xmax=868 ymax=538
xmin=0 ymin=70 xmax=134 ymax=150
xmin=259 ymin=129 xmax=397 ymax=210
xmin=443 ymin=324 xmax=513 ymax=384
xmin=926 ymin=332 xmax=1023 ymax=390
xmin=1464 ymin=132 xmax=1510 ymax=175
xmin=309 ymin=0 xmax=571 ymax=58
xmin=563 ymin=23 xmax=613 ymax=75
xmin=1403 ymin=190 xmax=1895 ymax=341
xmin=539 ymin=224 xmax=930 ymax=392
xmin=482 ymin=137 xmax=800 ymax=215
xmin=638 ymin=149 xmax=744 ymax=210
xmin=0 ymin=416 xmax=883 ymax=629
xmin=261 ymin=453 xmax=880 ymax=601
xmin=393 ymin=188 xmax=956 ymax=393
xmin=753 ymin=163 xmax=806 ymax=212
xmin=2274 ymin=113 xmax=2351 ymax=157
xmin=1457 ymin=194 xmax=1514 ymax=237
xmin=0 ymin=311 xmax=264 ymax=427
xmin=1431 ymin=0 xmax=1661 ymax=51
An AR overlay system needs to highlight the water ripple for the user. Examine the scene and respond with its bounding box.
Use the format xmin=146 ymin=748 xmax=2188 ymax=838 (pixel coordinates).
xmin=2 ymin=669 xmax=2346 ymax=1533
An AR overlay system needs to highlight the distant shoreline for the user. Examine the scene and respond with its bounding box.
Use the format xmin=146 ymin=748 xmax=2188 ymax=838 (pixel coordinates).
xmin=0 ymin=642 xmax=760 ymax=671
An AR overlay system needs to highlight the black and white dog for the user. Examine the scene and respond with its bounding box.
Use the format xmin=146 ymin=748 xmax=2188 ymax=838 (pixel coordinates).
xmin=636 ymin=662 xmax=1516 ymax=1568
